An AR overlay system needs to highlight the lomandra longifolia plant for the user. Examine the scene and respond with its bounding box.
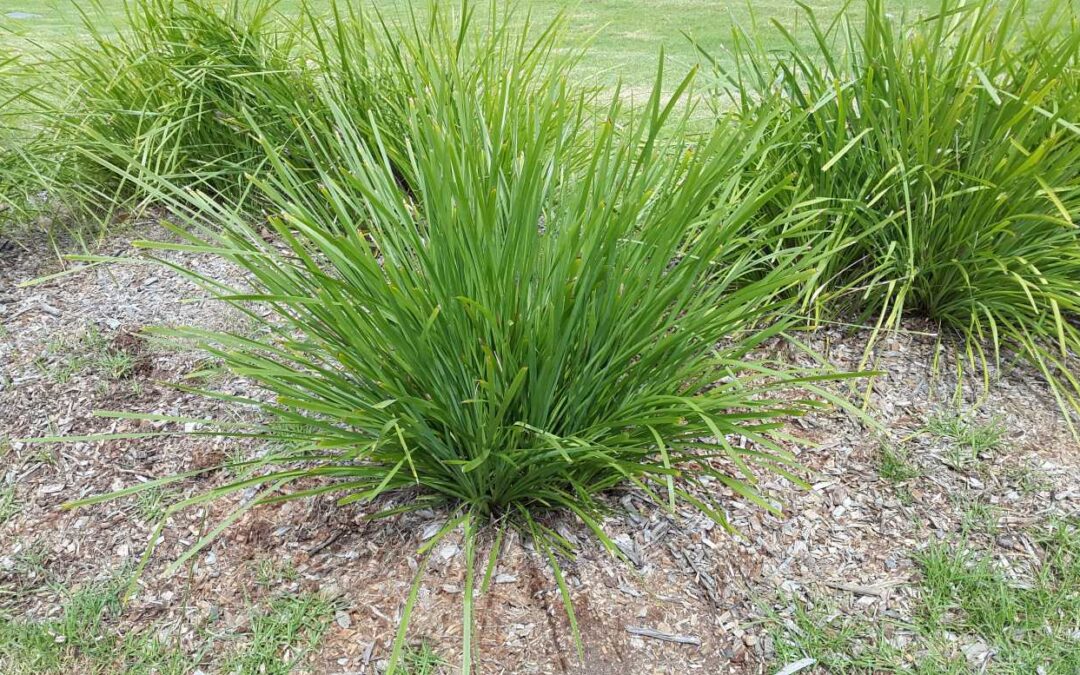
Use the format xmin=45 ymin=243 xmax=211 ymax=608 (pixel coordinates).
xmin=54 ymin=7 xmax=852 ymax=672
xmin=38 ymin=0 xmax=315 ymax=220
xmin=0 ymin=49 xmax=48 ymax=240
xmin=0 ymin=50 xmax=24 ymax=237
xmin=711 ymin=0 xmax=1080 ymax=428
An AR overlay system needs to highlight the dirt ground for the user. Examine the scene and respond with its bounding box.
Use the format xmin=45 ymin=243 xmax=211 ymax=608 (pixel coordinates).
xmin=2 ymin=223 xmax=1078 ymax=674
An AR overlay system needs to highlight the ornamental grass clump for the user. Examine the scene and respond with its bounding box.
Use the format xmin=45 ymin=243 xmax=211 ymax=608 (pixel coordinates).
xmin=0 ymin=51 xmax=24 ymax=235
xmin=36 ymin=0 xmax=315 ymax=219
xmin=0 ymin=50 xmax=44 ymax=239
xmin=24 ymin=0 xmax=583 ymax=231
xmin=712 ymin=0 xmax=1080 ymax=427
xmin=57 ymin=8 xmax=849 ymax=672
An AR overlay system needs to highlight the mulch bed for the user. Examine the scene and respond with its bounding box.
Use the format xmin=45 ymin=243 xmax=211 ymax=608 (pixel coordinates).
xmin=2 ymin=222 xmax=1077 ymax=674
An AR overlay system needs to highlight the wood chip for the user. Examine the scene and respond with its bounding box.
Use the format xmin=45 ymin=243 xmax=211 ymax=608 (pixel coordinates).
xmin=825 ymin=580 xmax=902 ymax=597
xmin=774 ymin=657 xmax=817 ymax=675
xmin=625 ymin=626 xmax=701 ymax=646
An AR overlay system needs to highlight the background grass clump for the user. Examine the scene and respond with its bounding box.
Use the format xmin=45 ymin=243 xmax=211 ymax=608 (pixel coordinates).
xmin=21 ymin=0 xmax=318 ymax=225
xmin=21 ymin=0 xmax=583 ymax=231
xmin=0 ymin=51 xmax=20 ymax=237
xmin=714 ymin=0 xmax=1080 ymax=426
xmin=0 ymin=48 xmax=44 ymax=242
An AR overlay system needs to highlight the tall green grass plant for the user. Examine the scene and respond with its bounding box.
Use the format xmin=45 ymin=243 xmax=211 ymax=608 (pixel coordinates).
xmin=709 ymin=0 xmax=1080 ymax=427
xmin=53 ymin=8 xmax=848 ymax=670
xmin=23 ymin=0 xmax=315 ymax=224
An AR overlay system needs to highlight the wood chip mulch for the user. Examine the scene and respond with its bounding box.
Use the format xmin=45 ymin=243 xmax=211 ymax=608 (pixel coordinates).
xmin=1 ymin=222 xmax=1077 ymax=674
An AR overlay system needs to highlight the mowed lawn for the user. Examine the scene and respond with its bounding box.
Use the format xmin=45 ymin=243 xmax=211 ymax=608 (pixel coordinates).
xmin=1 ymin=0 xmax=947 ymax=85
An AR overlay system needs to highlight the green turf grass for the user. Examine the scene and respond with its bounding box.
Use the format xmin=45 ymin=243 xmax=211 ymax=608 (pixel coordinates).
xmin=0 ymin=0 xmax=947 ymax=85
